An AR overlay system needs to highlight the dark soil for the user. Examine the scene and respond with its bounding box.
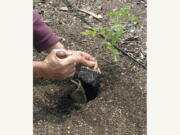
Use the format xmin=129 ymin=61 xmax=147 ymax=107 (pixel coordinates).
xmin=33 ymin=0 xmax=147 ymax=135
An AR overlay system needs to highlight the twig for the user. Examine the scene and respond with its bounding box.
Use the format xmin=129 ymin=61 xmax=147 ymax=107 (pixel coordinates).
xmin=59 ymin=7 xmax=103 ymax=20
xmin=78 ymin=9 xmax=103 ymax=20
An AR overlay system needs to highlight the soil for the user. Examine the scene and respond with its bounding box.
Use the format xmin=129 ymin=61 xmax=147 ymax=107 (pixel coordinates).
xmin=33 ymin=0 xmax=147 ymax=135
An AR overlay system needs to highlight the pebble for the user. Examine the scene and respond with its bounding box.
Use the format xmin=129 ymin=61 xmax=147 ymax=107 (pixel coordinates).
xmin=133 ymin=22 xmax=138 ymax=25
xmin=49 ymin=1 xmax=53 ymax=4
xmin=96 ymin=0 xmax=102 ymax=6
xmin=100 ymin=107 xmax=106 ymax=112
xmin=87 ymin=6 xmax=91 ymax=10
xmin=130 ymin=29 xmax=135 ymax=33
xmin=97 ymin=5 xmax=102 ymax=10
xmin=112 ymin=8 xmax=118 ymax=12
xmin=121 ymin=72 xmax=125 ymax=75
xmin=73 ymin=16 xmax=76 ymax=21
xmin=50 ymin=88 xmax=54 ymax=92
xmin=89 ymin=16 xmax=93 ymax=19
xmin=140 ymin=52 xmax=144 ymax=59
xmin=60 ymin=37 xmax=66 ymax=41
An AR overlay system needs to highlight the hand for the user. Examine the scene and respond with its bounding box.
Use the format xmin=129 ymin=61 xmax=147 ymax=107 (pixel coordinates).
xmin=56 ymin=49 xmax=101 ymax=72
xmin=39 ymin=49 xmax=77 ymax=80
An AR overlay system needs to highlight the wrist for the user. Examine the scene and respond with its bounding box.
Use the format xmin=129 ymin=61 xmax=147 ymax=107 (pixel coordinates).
xmin=33 ymin=61 xmax=47 ymax=78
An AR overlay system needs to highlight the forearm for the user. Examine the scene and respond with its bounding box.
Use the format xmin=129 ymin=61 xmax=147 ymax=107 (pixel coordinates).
xmin=33 ymin=61 xmax=46 ymax=78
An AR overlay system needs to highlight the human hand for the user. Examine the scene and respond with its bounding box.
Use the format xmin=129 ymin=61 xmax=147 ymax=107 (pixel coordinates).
xmin=56 ymin=49 xmax=100 ymax=72
xmin=39 ymin=49 xmax=77 ymax=80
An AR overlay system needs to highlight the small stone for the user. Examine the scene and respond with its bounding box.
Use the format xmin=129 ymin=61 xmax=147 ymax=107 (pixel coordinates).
xmin=97 ymin=6 xmax=102 ymax=10
xmin=59 ymin=37 xmax=66 ymax=42
xmin=130 ymin=29 xmax=135 ymax=33
xmin=89 ymin=16 xmax=93 ymax=19
xmin=96 ymin=0 xmax=102 ymax=6
xmin=112 ymin=7 xmax=118 ymax=12
xmin=133 ymin=22 xmax=138 ymax=25
xmin=140 ymin=52 xmax=144 ymax=59
xmin=100 ymin=107 xmax=106 ymax=112
xmin=87 ymin=6 xmax=91 ymax=10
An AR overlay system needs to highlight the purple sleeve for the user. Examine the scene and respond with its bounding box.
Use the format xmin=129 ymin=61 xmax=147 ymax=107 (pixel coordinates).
xmin=33 ymin=12 xmax=59 ymax=52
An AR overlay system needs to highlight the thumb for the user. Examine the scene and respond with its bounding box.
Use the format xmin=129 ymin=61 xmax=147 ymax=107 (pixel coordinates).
xmin=61 ymin=55 xmax=77 ymax=66
xmin=56 ymin=50 xmax=68 ymax=59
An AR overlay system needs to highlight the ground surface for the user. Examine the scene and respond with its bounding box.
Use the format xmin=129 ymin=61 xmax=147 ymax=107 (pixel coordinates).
xmin=33 ymin=0 xmax=147 ymax=135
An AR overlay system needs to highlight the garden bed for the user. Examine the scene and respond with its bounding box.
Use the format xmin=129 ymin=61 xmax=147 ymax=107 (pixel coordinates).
xmin=33 ymin=0 xmax=147 ymax=134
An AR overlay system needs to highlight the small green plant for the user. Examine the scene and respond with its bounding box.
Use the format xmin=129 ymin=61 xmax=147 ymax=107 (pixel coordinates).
xmin=81 ymin=8 xmax=139 ymax=62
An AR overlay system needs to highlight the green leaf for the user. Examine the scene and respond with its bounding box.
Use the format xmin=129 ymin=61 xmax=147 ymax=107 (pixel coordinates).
xmin=98 ymin=27 xmax=108 ymax=35
xmin=128 ymin=15 xmax=140 ymax=23
xmin=110 ymin=24 xmax=123 ymax=31
xmin=107 ymin=12 xmax=122 ymax=17
xmin=81 ymin=29 xmax=98 ymax=37
xmin=81 ymin=7 xmax=139 ymax=62
xmin=120 ymin=8 xmax=130 ymax=14
xmin=112 ymin=49 xmax=120 ymax=62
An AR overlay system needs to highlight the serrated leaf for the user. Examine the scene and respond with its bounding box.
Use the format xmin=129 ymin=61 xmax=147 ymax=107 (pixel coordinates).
xmin=128 ymin=15 xmax=140 ymax=23
xmin=81 ymin=29 xmax=98 ymax=37
xmin=120 ymin=8 xmax=130 ymax=13
xmin=81 ymin=7 xmax=139 ymax=62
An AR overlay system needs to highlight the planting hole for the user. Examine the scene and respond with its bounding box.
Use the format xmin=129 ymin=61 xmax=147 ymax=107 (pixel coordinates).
xmin=70 ymin=66 xmax=101 ymax=103
xmin=81 ymin=81 xmax=99 ymax=101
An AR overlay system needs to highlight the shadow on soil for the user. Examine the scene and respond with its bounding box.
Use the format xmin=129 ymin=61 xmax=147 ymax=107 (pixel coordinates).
xmin=33 ymin=79 xmax=100 ymax=124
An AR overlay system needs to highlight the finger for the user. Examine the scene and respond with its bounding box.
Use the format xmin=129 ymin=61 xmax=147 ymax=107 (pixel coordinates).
xmin=78 ymin=51 xmax=96 ymax=61
xmin=77 ymin=56 xmax=96 ymax=67
xmin=91 ymin=60 xmax=101 ymax=72
xmin=93 ymin=62 xmax=98 ymax=70
xmin=94 ymin=66 xmax=101 ymax=73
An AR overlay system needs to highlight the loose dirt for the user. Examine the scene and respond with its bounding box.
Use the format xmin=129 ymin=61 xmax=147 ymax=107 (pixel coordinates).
xmin=33 ymin=0 xmax=147 ymax=134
